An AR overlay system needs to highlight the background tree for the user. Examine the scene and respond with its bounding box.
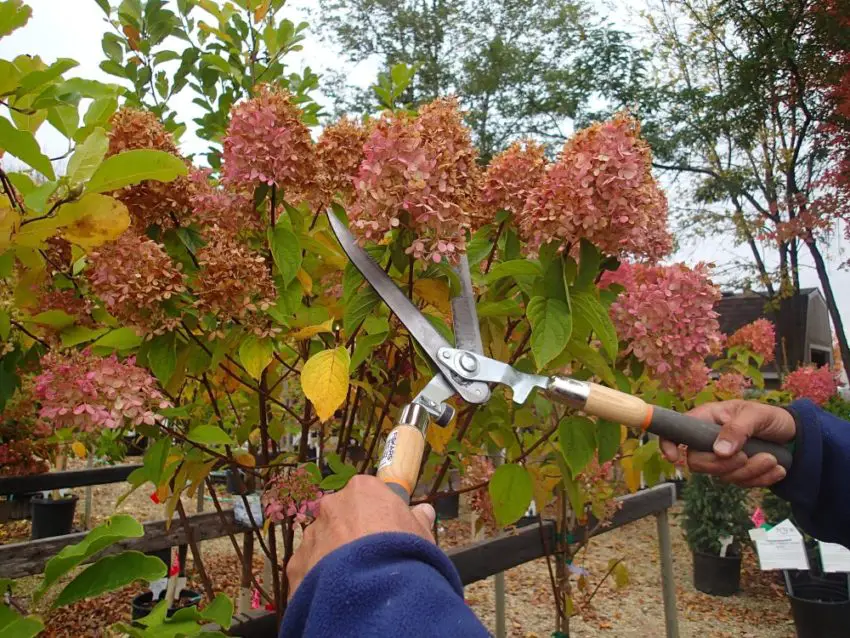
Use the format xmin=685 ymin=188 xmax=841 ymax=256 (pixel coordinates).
xmin=314 ymin=0 xmax=651 ymax=160
xmin=643 ymin=0 xmax=850 ymax=379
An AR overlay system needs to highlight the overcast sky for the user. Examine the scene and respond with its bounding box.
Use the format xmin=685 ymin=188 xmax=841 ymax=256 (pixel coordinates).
xmin=1 ymin=0 xmax=847 ymax=342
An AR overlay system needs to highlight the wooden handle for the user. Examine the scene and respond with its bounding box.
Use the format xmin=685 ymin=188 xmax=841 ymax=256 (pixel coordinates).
xmin=583 ymin=382 xmax=652 ymax=429
xmin=376 ymin=424 xmax=425 ymax=503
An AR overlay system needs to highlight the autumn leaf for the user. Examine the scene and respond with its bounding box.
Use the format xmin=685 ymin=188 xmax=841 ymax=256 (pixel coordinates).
xmin=57 ymin=194 xmax=130 ymax=248
xmin=413 ymin=278 xmax=451 ymax=315
xmin=620 ymin=438 xmax=641 ymax=493
xmin=426 ymin=420 xmax=454 ymax=453
xmin=289 ymin=318 xmax=334 ymax=340
xmin=71 ymin=441 xmax=87 ymax=459
xmin=300 ymin=347 xmax=350 ymax=421
xmin=234 ymin=451 xmax=256 ymax=468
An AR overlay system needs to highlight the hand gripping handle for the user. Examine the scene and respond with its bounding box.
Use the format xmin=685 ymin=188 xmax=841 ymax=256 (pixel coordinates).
xmin=375 ymin=404 xmax=429 ymax=503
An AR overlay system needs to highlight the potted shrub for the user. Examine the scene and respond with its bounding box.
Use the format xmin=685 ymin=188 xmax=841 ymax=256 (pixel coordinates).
xmin=682 ymin=474 xmax=751 ymax=596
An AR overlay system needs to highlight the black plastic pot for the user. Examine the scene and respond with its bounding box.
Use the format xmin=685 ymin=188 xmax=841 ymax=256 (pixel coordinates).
xmin=131 ymin=589 xmax=202 ymax=620
xmin=787 ymin=572 xmax=850 ymax=638
xmin=0 ymin=493 xmax=36 ymax=522
xmin=692 ymin=550 xmax=741 ymax=596
xmin=434 ymin=493 xmax=459 ymax=520
xmin=31 ymin=495 xmax=79 ymax=539
xmin=124 ymin=434 xmax=148 ymax=456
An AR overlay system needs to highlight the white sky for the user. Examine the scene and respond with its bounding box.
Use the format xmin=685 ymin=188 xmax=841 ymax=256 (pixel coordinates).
xmin=1 ymin=0 xmax=848 ymax=342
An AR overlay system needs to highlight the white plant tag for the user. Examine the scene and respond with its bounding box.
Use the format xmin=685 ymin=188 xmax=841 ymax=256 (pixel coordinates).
xmin=234 ymin=494 xmax=263 ymax=527
xmin=149 ymin=577 xmax=168 ymax=600
xmin=718 ymin=535 xmax=734 ymax=558
xmin=819 ymin=541 xmax=850 ymax=573
xmin=176 ymin=576 xmax=187 ymax=593
xmin=753 ymin=519 xmax=809 ymax=571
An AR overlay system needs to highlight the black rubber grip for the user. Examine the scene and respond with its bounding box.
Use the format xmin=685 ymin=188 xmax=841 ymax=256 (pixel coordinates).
xmin=648 ymin=406 xmax=793 ymax=470
xmin=384 ymin=481 xmax=410 ymax=503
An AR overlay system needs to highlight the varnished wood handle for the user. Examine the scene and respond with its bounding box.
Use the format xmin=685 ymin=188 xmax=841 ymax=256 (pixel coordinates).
xmin=376 ymin=424 xmax=425 ymax=504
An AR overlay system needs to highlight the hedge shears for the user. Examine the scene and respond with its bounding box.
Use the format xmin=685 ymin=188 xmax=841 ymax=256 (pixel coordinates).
xmin=327 ymin=212 xmax=792 ymax=503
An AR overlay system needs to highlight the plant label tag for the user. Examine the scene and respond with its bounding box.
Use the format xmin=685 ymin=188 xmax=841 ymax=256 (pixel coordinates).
xmin=149 ymin=577 xmax=168 ymax=600
xmin=819 ymin=542 xmax=850 ymax=573
xmin=234 ymin=494 xmax=263 ymax=527
xmin=753 ymin=519 xmax=809 ymax=571
xmin=718 ymin=535 xmax=734 ymax=558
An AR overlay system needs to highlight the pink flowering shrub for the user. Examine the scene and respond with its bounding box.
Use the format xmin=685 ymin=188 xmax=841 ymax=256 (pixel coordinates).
xmin=782 ymin=365 xmax=839 ymax=405
xmin=477 ymin=140 xmax=548 ymax=224
xmin=34 ymin=350 xmax=170 ymax=432
xmin=262 ymin=467 xmax=323 ymax=524
xmin=190 ymin=169 xmax=262 ymax=235
xmin=726 ymin=319 xmax=776 ymax=364
xmin=88 ymin=232 xmax=186 ymax=335
xmin=350 ymin=97 xmax=479 ymax=264
xmin=520 ymin=112 xmax=671 ymax=260
xmin=314 ymin=116 xmax=369 ymax=208
xmin=714 ymin=372 xmax=752 ymax=398
xmin=222 ymin=85 xmax=316 ymax=191
xmin=603 ymin=262 xmax=724 ymax=396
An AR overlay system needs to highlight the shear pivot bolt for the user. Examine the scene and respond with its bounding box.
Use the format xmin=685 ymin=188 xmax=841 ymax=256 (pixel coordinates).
xmin=459 ymin=353 xmax=478 ymax=373
xmin=441 ymin=350 xmax=451 ymax=360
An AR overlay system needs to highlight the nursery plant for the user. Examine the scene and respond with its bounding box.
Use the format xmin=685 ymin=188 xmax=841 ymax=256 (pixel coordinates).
xmin=0 ymin=0 xmax=773 ymax=634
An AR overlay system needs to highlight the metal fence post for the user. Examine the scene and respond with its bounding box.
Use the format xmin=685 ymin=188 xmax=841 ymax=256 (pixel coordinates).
xmin=655 ymin=508 xmax=680 ymax=638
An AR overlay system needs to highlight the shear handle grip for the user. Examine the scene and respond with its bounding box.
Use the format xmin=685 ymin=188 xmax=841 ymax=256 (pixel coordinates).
xmin=547 ymin=380 xmax=792 ymax=471
xmin=376 ymin=424 xmax=426 ymax=504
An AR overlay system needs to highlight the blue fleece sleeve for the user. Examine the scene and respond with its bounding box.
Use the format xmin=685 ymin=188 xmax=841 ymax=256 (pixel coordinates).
xmin=280 ymin=532 xmax=490 ymax=638
xmin=772 ymin=399 xmax=850 ymax=547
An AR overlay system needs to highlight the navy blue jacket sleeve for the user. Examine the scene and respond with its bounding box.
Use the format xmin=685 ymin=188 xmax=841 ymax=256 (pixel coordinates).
xmin=772 ymin=399 xmax=850 ymax=547
xmin=280 ymin=532 xmax=490 ymax=638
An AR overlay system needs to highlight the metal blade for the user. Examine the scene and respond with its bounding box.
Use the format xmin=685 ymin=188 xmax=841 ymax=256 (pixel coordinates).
xmin=438 ymin=348 xmax=549 ymax=404
xmin=451 ymin=254 xmax=484 ymax=356
xmin=327 ymin=211 xmax=490 ymax=405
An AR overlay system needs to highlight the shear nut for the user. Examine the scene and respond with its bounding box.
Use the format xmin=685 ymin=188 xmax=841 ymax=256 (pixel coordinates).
xmin=459 ymin=352 xmax=478 ymax=373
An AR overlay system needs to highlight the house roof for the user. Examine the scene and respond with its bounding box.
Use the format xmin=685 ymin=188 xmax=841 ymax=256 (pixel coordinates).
xmin=716 ymin=288 xmax=818 ymax=336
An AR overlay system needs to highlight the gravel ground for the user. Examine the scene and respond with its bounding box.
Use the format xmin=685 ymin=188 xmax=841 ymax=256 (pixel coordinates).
xmin=1 ymin=466 xmax=796 ymax=637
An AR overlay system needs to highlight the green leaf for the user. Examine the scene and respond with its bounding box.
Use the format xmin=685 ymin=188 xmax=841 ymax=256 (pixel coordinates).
xmin=143 ymin=437 xmax=171 ymax=486
xmin=38 ymin=515 xmax=144 ymax=599
xmin=477 ymin=299 xmax=523 ymax=318
xmin=54 ymin=551 xmax=166 ymax=607
xmin=0 ymin=605 xmax=43 ymax=638
xmin=66 ymin=127 xmax=108 ymax=186
xmin=85 ymin=149 xmax=187 ymax=194
xmin=17 ymin=58 xmax=78 ymax=95
xmin=559 ymin=416 xmax=596 ymax=475
xmin=47 ymin=104 xmax=79 ymax=138
xmin=187 ymin=425 xmax=233 ymax=446
xmin=575 ymin=239 xmax=601 ymax=290
xmin=488 ymin=463 xmax=533 ymax=527
xmin=610 ymin=560 xmax=630 ymax=588
xmin=320 ymin=453 xmax=357 ymax=490
xmin=466 ymin=227 xmax=494 ymax=267
xmin=239 ymin=335 xmax=274 ymax=380
xmin=526 ymin=296 xmax=572 ymax=370
xmin=147 ymin=332 xmax=178 ymax=384
xmin=201 ymin=593 xmax=233 ymax=629
xmin=0 ymin=309 xmax=9 ymax=340
xmin=571 ymin=291 xmax=617 ymax=361
xmin=564 ymin=340 xmax=616 ymax=386
xmin=23 ymin=180 xmax=57 ymax=213
xmin=92 ymin=327 xmax=142 ymax=351
xmin=0 ymin=115 xmax=55 ymax=179
xmin=82 ymin=96 xmax=117 ymax=127
xmin=0 ymin=0 xmax=31 ymax=38
xmin=344 ymin=285 xmax=379 ymax=335
xmin=350 ymin=331 xmax=387 ymax=371
xmin=268 ymin=224 xmax=301 ymax=286
xmin=485 ymin=260 xmax=542 ymax=284
xmin=27 ymin=309 xmax=75 ymax=329
xmin=596 ymin=420 xmax=621 ymax=464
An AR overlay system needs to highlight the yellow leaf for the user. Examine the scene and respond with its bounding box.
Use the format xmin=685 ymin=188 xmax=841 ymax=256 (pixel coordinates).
xmin=296 ymin=268 xmax=313 ymax=294
xmin=300 ymin=347 xmax=350 ymax=421
xmin=253 ymin=0 xmax=270 ymax=22
xmin=528 ymin=464 xmax=561 ymax=512
xmin=620 ymin=438 xmax=641 ymax=493
xmin=426 ymin=420 xmax=454 ymax=454
xmin=234 ymin=451 xmax=256 ymax=468
xmin=0 ymin=202 xmax=20 ymax=253
xmin=289 ymin=318 xmax=334 ymax=340
xmin=58 ymin=194 xmax=130 ymax=248
xmin=71 ymin=441 xmax=87 ymax=459
xmin=413 ymin=279 xmax=451 ymax=315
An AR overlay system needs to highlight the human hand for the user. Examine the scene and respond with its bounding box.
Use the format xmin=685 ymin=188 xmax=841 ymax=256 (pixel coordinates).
xmin=660 ymin=399 xmax=796 ymax=488
xmin=286 ymin=474 xmax=436 ymax=599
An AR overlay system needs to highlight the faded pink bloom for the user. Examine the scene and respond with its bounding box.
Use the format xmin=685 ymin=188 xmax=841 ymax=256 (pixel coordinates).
xmin=520 ymin=112 xmax=672 ymax=260
xmin=33 ymin=350 xmax=169 ymax=433
xmin=261 ymin=467 xmax=323 ymax=524
xmin=726 ymin=319 xmax=776 ymax=364
xmin=189 ymin=169 xmax=262 ymax=235
xmin=783 ymin=365 xmax=839 ymax=405
xmin=463 ymin=456 xmax=496 ymax=530
xmin=603 ymin=262 xmax=724 ymax=396
xmin=222 ymin=85 xmax=316 ymax=191
xmin=87 ymin=232 xmax=186 ymax=335
xmin=350 ymin=98 xmax=479 ymax=264
xmin=477 ymin=140 xmax=548 ymax=226
xmin=714 ymin=372 xmax=751 ymax=398
xmin=314 ymin=116 xmax=370 ymax=208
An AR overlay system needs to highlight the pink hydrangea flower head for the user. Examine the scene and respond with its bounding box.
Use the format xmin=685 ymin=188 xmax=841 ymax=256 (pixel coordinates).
xmin=714 ymin=372 xmax=752 ymax=398
xmin=782 ymin=365 xmax=839 ymax=405
xmin=33 ymin=349 xmax=169 ymax=433
xmin=605 ymin=262 xmax=724 ymax=396
xmin=87 ymin=232 xmax=186 ymax=335
xmin=520 ymin=112 xmax=672 ymax=260
xmin=261 ymin=467 xmax=323 ymax=524
xmin=189 ymin=169 xmax=263 ymax=235
xmin=222 ymin=85 xmax=317 ymax=191
xmin=314 ymin=116 xmax=370 ymax=208
xmin=726 ymin=319 xmax=776 ymax=364
xmin=477 ymin=140 xmax=548 ymax=226
xmin=349 ymin=98 xmax=479 ymax=264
